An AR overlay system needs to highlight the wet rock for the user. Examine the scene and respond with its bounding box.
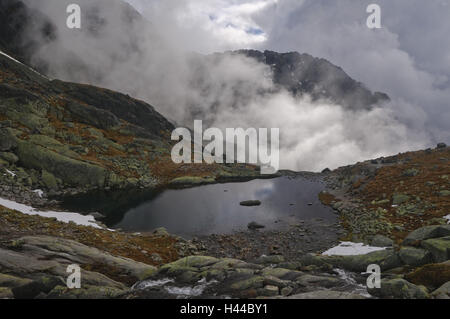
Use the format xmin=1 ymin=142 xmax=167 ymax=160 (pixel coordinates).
xmin=240 ymin=200 xmax=261 ymax=207
xmin=296 ymin=274 xmax=342 ymax=289
xmin=247 ymin=222 xmax=265 ymax=230
xmin=368 ymin=278 xmax=429 ymax=299
xmin=392 ymin=194 xmax=410 ymax=205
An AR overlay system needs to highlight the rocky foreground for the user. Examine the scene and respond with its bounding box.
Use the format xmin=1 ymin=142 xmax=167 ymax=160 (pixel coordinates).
xmin=0 ymin=145 xmax=449 ymax=299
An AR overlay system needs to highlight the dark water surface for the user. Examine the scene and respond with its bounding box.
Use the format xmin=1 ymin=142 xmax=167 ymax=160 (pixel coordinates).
xmin=59 ymin=177 xmax=336 ymax=237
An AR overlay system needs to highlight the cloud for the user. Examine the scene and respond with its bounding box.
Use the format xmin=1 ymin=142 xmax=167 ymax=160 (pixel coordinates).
xmin=255 ymin=0 xmax=450 ymax=142
xmin=19 ymin=0 xmax=443 ymax=171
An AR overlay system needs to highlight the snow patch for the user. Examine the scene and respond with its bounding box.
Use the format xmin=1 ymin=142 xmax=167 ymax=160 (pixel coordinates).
xmin=5 ymin=169 xmax=16 ymax=177
xmin=0 ymin=197 xmax=101 ymax=228
xmin=0 ymin=50 xmax=49 ymax=79
xmin=322 ymin=242 xmax=387 ymax=256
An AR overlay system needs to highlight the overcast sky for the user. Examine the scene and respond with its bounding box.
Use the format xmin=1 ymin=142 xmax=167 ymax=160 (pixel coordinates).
xmin=125 ymin=0 xmax=450 ymax=145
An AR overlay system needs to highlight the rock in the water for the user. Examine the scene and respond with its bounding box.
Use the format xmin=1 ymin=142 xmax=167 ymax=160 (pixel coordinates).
xmin=368 ymin=278 xmax=429 ymax=299
xmin=248 ymin=222 xmax=265 ymax=230
xmin=371 ymin=235 xmax=394 ymax=247
xmin=240 ymin=200 xmax=262 ymax=207
xmin=403 ymin=225 xmax=450 ymax=246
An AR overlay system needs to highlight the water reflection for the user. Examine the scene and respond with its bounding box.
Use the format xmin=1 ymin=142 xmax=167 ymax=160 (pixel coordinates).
xmin=60 ymin=177 xmax=336 ymax=237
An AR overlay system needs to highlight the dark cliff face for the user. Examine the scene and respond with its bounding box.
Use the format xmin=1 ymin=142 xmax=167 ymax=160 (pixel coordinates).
xmin=230 ymin=50 xmax=390 ymax=110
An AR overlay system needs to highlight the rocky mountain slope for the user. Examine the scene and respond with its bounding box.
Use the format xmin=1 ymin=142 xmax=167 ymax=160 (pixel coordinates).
xmin=208 ymin=50 xmax=390 ymax=110
xmin=0 ymin=48 xmax=259 ymax=204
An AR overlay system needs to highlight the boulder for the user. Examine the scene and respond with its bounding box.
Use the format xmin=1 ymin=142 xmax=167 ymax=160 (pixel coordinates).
xmin=399 ymin=247 xmax=432 ymax=267
xmin=240 ymin=200 xmax=262 ymax=207
xmin=371 ymin=235 xmax=394 ymax=247
xmin=0 ymin=152 xmax=18 ymax=164
xmin=432 ymin=281 xmax=450 ymax=299
xmin=403 ymin=225 xmax=450 ymax=246
xmin=368 ymin=278 xmax=429 ymax=299
xmin=0 ymin=128 xmax=17 ymax=151
xmin=16 ymin=140 xmax=107 ymax=187
xmin=248 ymin=222 xmax=265 ymax=230
xmin=392 ymin=194 xmax=410 ymax=205
xmin=421 ymin=236 xmax=450 ymax=262
xmin=41 ymin=170 xmax=58 ymax=190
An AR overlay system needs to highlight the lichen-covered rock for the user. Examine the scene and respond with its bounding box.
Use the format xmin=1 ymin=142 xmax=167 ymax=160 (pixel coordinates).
xmin=421 ymin=236 xmax=450 ymax=263
xmin=371 ymin=235 xmax=394 ymax=247
xmin=368 ymin=278 xmax=429 ymax=299
xmin=399 ymin=247 xmax=432 ymax=267
xmin=403 ymin=225 xmax=450 ymax=246
xmin=16 ymin=140 xmax=108 ymax=187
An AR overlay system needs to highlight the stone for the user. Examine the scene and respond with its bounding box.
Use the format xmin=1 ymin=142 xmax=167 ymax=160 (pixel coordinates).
xmin=247 ymin=222 xmax=265 ymax=230
xmin=255 ymin=255 xmax=285 ymax=265
xmin=421 ymin=236 xmax=450 ymax=262
xmin=0 ymin=128 xmax=17 ymax=151
xmin=260 ymin=285 xmax=279 ymax=297
xmin=431 ymin=281 xmax=450 ymax=299
xmin=296 ymin=274 xmax=342 ymax=288
xmin=368 ymin=278 xmax=429 ymax=299
xmin=437 ymin=143 xmax=447 ymax=149
xmin=392 ymin=194 xmax=410 ymax=205
xmin=371 ymin=235 xmax=394 ymax=247
xmin=0 ymin=152 xmax=18 ymax=164
xmin=41 ymin=170 xmax=58 ymax=190
xmin=281 ymin=286 xmax=294 ymax=296
xmin=230 ymin=276 xmax=265 ymax=290
xmin=403 ymin=225 xmax=450 ymax=246
xmin=0 ymin=273 xmax=33 ymax=288
xmin=240 ymin=200 xmax=261 ymax=207
xmin=399 ymin=247 xmax=432 ymax=267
